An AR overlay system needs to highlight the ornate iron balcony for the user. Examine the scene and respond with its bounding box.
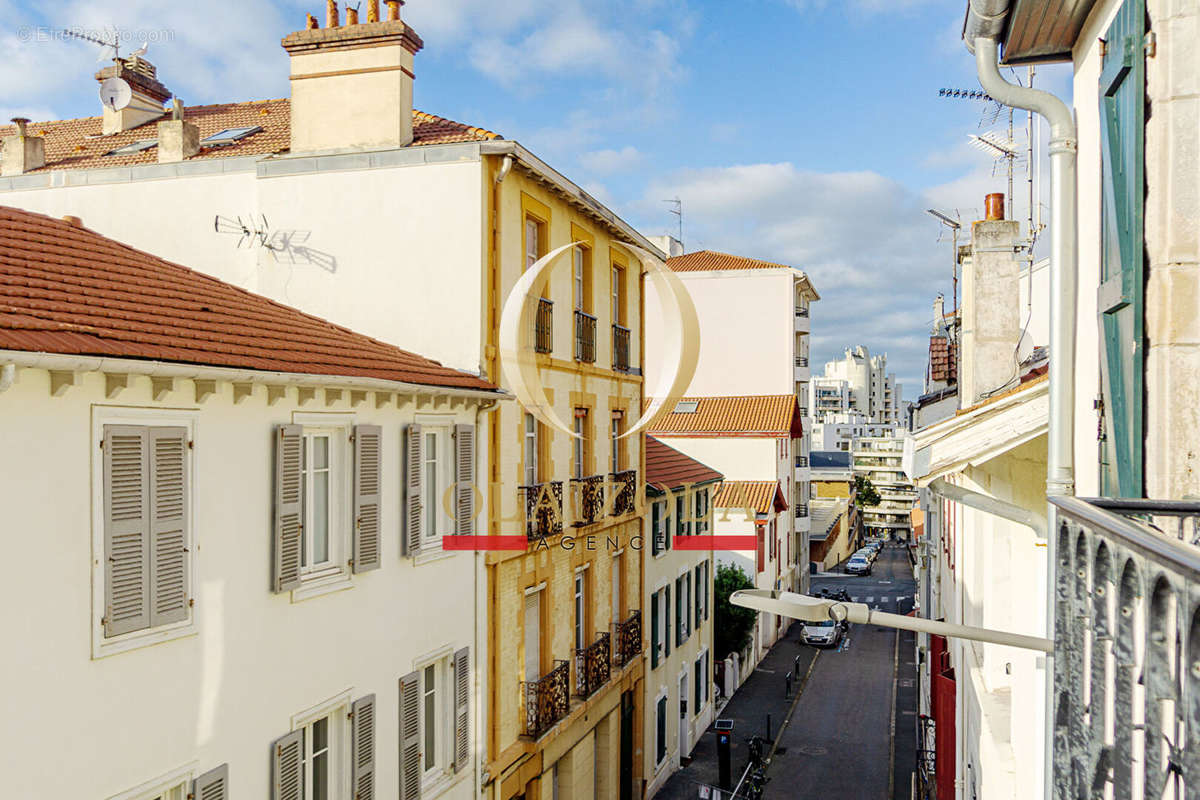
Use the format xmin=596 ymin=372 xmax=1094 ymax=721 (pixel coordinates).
xmin=574 ymin=632 xmax=611 ymax=699
xmin=795 ymin=356 xmax=809 ymax=367
xmin=610 ymin=469 xmax=636 ymax=517
xmin=612 ymin=610 xmax=642 ymax=668
xmin=534 ymin=298 xmax=553 ymax=354
xmin=574 ymin=309 xmax=596 ymax=363
xmin=1049 ymin=496 xmax=1200 ymax=800
xmin=612 ymin=323 xmax=630 ymax=372
xmin=570 ymin=474 xmax=605 ymax=527
xmin=795 ymin=503 xmax=809 ymax=518
xmin=522 ymin=659 xmax=569 ymax=740
xmin=519 ymin=481 xmax=563 ymax=540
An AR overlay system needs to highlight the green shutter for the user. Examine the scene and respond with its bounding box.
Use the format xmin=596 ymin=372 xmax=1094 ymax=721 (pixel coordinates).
xmin=650 ymin=591 xmax=660 ymax=669
xmin=1097 ymin=0 xmax=1146 ymax=498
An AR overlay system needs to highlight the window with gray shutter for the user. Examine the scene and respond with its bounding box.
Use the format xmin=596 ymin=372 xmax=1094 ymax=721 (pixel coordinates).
xmin=405 ymin=425 xmax=423 ymax=558
xmin=351 ymin=694 xmax=376 ymax=800
xmin=273 ymin=425 xmax=303 ymax=592
xmin=399 ymin=671 xmax=421 ymax=799
xmin=192 ymin=763 xmax=228 ymax=800
xmin=104 ymin=425 xmax=150 ymax=636
xmin=149 ymin=427 xmax=189 ymax=627
xmin=353 ymin=425 xmax=382 ymax=573
xmin=271 ymin=729 xmax=304 ymax=800
xmin=454 ymin=425 xmax=475 ymax=537
xmin=453 ymin=647 xmax=470 ymax=773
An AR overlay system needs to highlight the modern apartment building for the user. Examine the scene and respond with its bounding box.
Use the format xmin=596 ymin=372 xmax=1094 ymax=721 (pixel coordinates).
xmin=853 ymin=435 xmax=916 ymax=541
xmin=642 ymin=436 xmax=721 ymax=797
xmin=0 ymin=207 xmax=502 ymax=800
xmin=0 ymin=7 xmax=657 ymax=798
xmin=809 ymin=345 xmax=904 ymax=427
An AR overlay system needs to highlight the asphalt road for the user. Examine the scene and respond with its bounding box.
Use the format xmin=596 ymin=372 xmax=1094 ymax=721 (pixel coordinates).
xmin=762 ymin=543 xmax=918 ymax=799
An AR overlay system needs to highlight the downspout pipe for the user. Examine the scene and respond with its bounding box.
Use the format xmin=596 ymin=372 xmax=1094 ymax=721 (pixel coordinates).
xmin=929 ymin=478 xmax=1046 ymax=539
xmin=973 ymin=33 xmax=1077 ymax=800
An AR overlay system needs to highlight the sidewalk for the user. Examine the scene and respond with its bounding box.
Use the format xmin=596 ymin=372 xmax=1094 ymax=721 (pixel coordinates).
xmin=654 ymin=623 xmax=818 ymax=799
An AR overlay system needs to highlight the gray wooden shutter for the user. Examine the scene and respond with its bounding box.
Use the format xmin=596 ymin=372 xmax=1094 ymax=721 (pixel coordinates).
xmin=273 ymin=425 xmax=303 ymax=593
xmin=192 ymin=763 xmax=228 ymax=800
xmin=351 ymin=694 xmax=376 ymax=800
xmin=399 ymin=671 xmax=422 ymax=800
xmin=271 ymin=729 xmax=304 ymax=800
xmin=453 ymin=647 xmax=470 ymax=773
xmin=404 ymin=424 xmax=423 ymax=557
xmin=454 ymin=424 xmax=475 ymax=536
xmin=149 ymin=426 xmax=189 ymax=627
xmin=103 ymin=425 xmax=150 ymax=637
xmin=353 ymin=425 xmax=382 ymax=573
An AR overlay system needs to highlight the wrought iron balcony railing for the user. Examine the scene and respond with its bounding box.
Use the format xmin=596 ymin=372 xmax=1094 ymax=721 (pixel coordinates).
xmin=534 ymin=298 xmax=553 ymax=354
xmin=574 ymin=632 xmax=611 ymax=699
xmin=610 ymin=469 xmax=636 ymax=517
xmin=795 ymin=356 xmax=809 ymax=367
xmin=795 ymin=503 xmax=809 ymax=518
xmin=795 ymin=306 xmax=809 ymax=318
xmin=1049 ymin=496 xmax=1200 ymax=800
xmin=570 ymin=474 xmax=605 ymax=527
xmin=574 ymin=309 xmax=596 ymax=363
xmin=522 ymin=659 xmax=569 ymax=740
xmin=612 ymin=323 xmax=631 ymax=373
xmin=519 ymin=481 xmax=563 ymax=540
xmin=612 ymin=610 xmax=642 ymax=668
xmin=795 ymin=455 xmax=809 ymax=468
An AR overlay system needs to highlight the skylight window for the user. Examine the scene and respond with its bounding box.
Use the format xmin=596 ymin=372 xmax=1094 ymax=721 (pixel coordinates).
xmin=105 ymin=139 xmax=157 ymax=156
xmin=201 ymin=126 xmax=263 ymax=145
xmin=674 ymin=401 xmax=699 ymax=413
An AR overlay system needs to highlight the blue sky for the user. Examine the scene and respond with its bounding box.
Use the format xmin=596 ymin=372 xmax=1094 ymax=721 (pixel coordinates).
xmin=0 ymin=0 xmax=1069 ymax=395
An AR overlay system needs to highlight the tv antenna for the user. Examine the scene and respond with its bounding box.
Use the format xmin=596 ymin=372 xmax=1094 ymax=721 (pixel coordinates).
xmin=662 ymin=197 xmax=682 ymax=249
xmin=214 ymin=214 xmax=280 ymax=251
xmin=60 ymin=27 xmax=120 ymax=61
xmin=926 ymin=208 xmax=961 ymax=319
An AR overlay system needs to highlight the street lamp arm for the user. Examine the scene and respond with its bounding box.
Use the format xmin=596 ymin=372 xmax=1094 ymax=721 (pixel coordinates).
xmin=731 ymin=589 xmax=1054 ymax=653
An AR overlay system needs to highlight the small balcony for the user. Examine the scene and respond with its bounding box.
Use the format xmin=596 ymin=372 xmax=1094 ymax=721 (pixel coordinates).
xmin=795 ymin=306 xmax=809 ymax=318
xmin=795 ymin=455 xmax=809 ymax=468
xmin=519 ymin=481 xmax=563 ymax=540
xmin=799 ymin=406 xmax=809 ymax=417
xmin=574 ymin=632 xmax=612 ymax=699
xmin=795 ymin=503 xmax=809 ymax=518
xmin=522 ymin=660 xmax=570 ymax=740
xmin=612 ymin=323 xmax=631 ymax=373
xmin=570 ymin=474 xmax=605 ymax=527
xmin=1049 ymin=496 xmax=1200 ymax=800
xmin=574 ymin=309 xmax=596 ymax=363
xmin=534 ymin=298 xmax=553 ymax=355
xmin=795 ymin=356 xmax=809 ymax=367
xmin=610 ymin=469 xmax=636 ymax=517
xmin=612 ymin=610 xmax=642 ymax=668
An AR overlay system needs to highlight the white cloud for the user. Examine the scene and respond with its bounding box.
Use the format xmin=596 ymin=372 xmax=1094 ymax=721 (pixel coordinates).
xmin=579 ymin=145 xmax=644 ymax=175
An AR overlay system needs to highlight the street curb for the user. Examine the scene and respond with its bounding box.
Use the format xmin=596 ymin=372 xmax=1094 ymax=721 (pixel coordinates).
xmin=766 ymin=646 xmax=820 ymax=764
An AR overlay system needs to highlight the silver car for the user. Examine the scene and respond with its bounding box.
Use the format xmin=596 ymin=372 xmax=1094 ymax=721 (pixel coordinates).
xmin=801 ymin=618 xmax=846 ymax=647
xmin=846 ymin=555 xmax=872 ymax=575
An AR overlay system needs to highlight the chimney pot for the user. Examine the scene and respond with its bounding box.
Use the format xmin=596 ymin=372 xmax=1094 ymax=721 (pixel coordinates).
xmin=61 ymin=215 xmax=83 ymax=227
xmin=985 ymin=192 xmax=1005 ymax=221
xmin=367 ymin=0 xmax=380 ymax=22
xmin=386 ymin=0 xmax=402 ymax=21
xmin=327 ymin=0 xmax=340 ymax=27
xmin=11 ymin=118 xmax=29 ymax=137
xmin=346 ymin=4 xmax=359 ymax=24
xmin=306 ymin=13 xmax=318 ymax=29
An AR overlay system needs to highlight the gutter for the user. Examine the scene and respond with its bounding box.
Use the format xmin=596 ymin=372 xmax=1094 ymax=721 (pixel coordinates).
xmin=929 ymin=478 xmax=1046 ymax=539
xmin=0 ymin=350 xmax=511 ymax=403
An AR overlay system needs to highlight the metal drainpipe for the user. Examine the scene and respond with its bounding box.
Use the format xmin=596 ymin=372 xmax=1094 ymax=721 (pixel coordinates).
xmin=973 ymin=35 xmax=1077 ymax=800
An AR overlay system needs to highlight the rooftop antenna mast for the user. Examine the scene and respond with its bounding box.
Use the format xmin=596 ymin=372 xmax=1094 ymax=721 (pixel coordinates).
xmin=60 ymin=26 xmax=120 ymax=61
xmin=926 ymin=208 xmax=962 ymax=317
xmin=662 ymin=197 xmax=682 ymax=250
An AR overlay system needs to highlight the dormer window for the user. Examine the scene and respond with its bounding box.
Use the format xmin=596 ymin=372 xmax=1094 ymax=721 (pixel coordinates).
xmin=201 ymin=126 xmax=263 ymax=146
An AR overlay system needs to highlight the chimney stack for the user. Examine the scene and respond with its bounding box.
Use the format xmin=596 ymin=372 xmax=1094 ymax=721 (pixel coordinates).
xmin=157 ymin=99 xmax=200 ymax=163
xmin=2 ymin=117 xmax=46 ymax=176
xmin=282 ymin=3 xmax=422 ymax=154
xmin=95 ymin=58 xmax=171 ymax=134
xmin=959 ymin=195 xmax=1021 ymax=404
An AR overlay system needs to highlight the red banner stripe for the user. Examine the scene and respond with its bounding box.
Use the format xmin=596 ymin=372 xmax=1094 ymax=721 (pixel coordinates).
xmin=671 ymin=535 xmax=758 ymax=550
xmin=442 ymin=535 xmax=529 ymax=551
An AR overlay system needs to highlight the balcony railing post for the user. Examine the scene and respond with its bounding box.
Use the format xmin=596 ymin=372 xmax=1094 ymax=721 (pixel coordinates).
xmin=612 ymin=324 xmax=630 ymax=372
xmin=570 ymin=474 xmax=605 ymax=527
xmin=574 ymin=309 xmax=596 ymax=363
xmin=523 ymin=659 xmax=570 ymax=739
xmin=520 ymin=481 xmax=564 ymax=540
xmin=612 ymin=610 xmax=642 ymax=668
xmin=609 ymin=469 xmax=636 ymax=517
xmin=534 ymin=298 xmax=553 ymax=354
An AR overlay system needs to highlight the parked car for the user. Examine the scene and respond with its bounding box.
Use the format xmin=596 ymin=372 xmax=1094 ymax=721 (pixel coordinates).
xmin=801 ymin=618 xmax=846 ymax=648
xmin=854 ymin=547 xmax=877 ymax=564
xmin=846 ymin=555 xmax=872 ymax=575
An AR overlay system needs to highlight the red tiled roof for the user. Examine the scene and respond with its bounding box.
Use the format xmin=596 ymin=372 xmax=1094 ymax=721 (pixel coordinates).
xmin=648 ymin=395 xmax=803 ymax=438
xmin=0 ymin=100 xmax=501 ymax=173
xmin=645 ymin=436 xmax=723 ymax=491
xmin=667 ymin=250 xmax=795 ymax=273
xmin=0 ymin=206 xmax=497 ymax=391
xmin=713 ymin=481 xmax=788 ymax=515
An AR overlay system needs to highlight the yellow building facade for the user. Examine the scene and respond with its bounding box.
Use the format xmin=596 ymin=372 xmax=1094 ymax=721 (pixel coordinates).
xmin=481 ymin=157 xmax=649 ymax=800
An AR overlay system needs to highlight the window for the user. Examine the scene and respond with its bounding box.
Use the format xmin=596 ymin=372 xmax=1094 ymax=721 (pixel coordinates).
xmin=303 ymin=714 xmax=333 ymax=799
xmin=651 ymin=500 xmax=666 ymax=556
xmin=611 ymin=264 xmax=625 ymax=325
xmin=302 ymin=429 xmax=338 ymax=574
xmin=419 ymin=660 xmax=452 ymax=778
xmin=105 ymin=139 xmax=156 ymax=156
xmin=651 ymin=589 xmax=661 ymax=668
xmin=525 ymin=588 xmax=542 ymax=680
xmin=694 ymin=564 xmax=703 ymax=623
xmin=416 ymin=424 xmax=454 ymax=548
xmin=201 ymin=125 xmax=262 ymax=144
xmin=611 ymin=553 xmax=622 ymax=622
xmin=523 ymin=413 xmax=539 ymax=486
xmin=573 ymin=246 xmax=589 ymax=311
xmin=610 ymin=413 xmax=623 ymax=473
xmin=673 ymin=400 xmax=699 ymax=413
xmin=694 ymin=652 xmax=708 ymax=715
xmin=574 ymin=570 xmax=587 ymax=652
xmin=655 ymin=695 xmax=668 ymax=766
xmin=674 ymin=576 xmax=685 ymax=647
xmin=676 ymin=495 xmax=686 ymax=537
xmin=573 ymin=409 xmax=588 ymax=479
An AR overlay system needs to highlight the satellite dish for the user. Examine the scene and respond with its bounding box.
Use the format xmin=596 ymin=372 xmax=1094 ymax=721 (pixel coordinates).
xmin=99 ymin=77 xmax=132 ymax=111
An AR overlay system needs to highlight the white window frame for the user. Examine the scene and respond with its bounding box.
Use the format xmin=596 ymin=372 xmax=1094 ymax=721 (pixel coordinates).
xmin=573 ymin=411 xmax=586 ymax=480
xmin=290 ymin=689 xmax=352 ymax=800
xmin=574 ymin=565 xmax=589 ymax=652
xmin=413 ymin=643 xmax=457 ymax=793
xmin=105 ymin=761 xmax=197 ymax=800
xmin=573 ymin=247 xmax=586 ymax=311
xmin=301 ymin=426 xmax=343 ymax=579
xmin=523 ymin=413 xmax=538 ymax=487
xmin=694 ymin=648 xmax=710 ymax=717
xmin=290 ymin=412 xmax=355 ymax=601
xmin=91 ymin=406 xmax=199 ymax=660
xmin=610 ymin=414 xmax=623 ymax=474
xmin=525 ymin=217 xmax=540 ymax=271
xmin=417 ymin=414 xmax=455 ymax=557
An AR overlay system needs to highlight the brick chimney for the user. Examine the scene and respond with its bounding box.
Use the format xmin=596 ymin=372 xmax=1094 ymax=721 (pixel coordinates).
xmin=95 ymin=58 xmax=171 ymax=134
xmin=157 ymin=99 xmax=200 ymax=163
xmin=959 ymin=195 xmax=1021 ymax=404
xmin=2 ymin=118 xmax=45 ymax=176
xmin=282 ymin=1 xmax=423 ymax=154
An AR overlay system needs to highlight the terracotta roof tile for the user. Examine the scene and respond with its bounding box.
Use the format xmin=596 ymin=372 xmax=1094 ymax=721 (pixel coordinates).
xmin=667 ymin=250 xmax=796 ymax=273
xmin=0 ymin=100 xmax=501 ymax=173
xmin=645 ymin=436 xmax=723 ymax=491
xmin=0 ymin=206 xmax=497 ymax=391
xmin=713 ymin=481 xmax=787 ymax=515
xmin=647 ymin=395 xmax=803 ymax=437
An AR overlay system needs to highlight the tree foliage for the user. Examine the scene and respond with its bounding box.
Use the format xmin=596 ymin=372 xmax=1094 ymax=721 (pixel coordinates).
xmin=714 ymin=563 xmax=757 ymax=661
xmin=855 ymin=474 xmax=881 ymax=507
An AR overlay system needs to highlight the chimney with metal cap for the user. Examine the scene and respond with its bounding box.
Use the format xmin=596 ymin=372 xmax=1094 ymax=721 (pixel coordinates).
xmin=960 ymin=194 xmax=1021 ymax=403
